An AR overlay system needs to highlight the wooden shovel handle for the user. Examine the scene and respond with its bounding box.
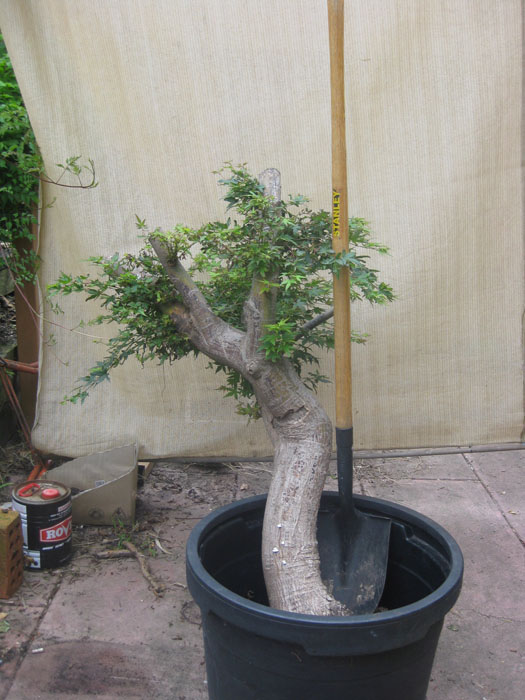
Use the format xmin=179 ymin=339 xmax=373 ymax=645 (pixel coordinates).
xmin=328 ymin=0 xmax=352 ymax=429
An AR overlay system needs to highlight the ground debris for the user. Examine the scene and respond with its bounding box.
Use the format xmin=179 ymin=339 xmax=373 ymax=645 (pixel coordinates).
xmin=94 ymin=549 xmax=134 ymax=560
xmin=122 ymin=540 xmax=165 ymax=597
xmin=93 ymin=542 xmax=165 ymax=597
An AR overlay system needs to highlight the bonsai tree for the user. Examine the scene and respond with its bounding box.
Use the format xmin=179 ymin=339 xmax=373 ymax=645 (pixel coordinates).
xmin=49 ymin=164 xmax=394 ymax=616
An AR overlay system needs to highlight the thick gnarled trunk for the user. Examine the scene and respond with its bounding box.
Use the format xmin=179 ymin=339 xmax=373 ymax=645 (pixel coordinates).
xmin=253 ymin=360 xmax=346 ymax=615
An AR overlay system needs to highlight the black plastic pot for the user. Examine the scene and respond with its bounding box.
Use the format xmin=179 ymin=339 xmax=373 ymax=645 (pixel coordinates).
xmin=186 ymin=492 xmax=463 ymax=700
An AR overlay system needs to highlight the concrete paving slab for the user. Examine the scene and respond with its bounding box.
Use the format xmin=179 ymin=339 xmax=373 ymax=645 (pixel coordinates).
xmin=430 ymin=609 xmax=524 ymax=700
xmin=0 ymin=569 xmax=62 ymax=697
xmin=465 ymin=450 xmax=525 ymax=542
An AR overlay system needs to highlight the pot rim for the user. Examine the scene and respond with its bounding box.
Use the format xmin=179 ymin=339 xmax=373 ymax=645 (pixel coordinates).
xmin=186 ymin=492 xmax=463 ymax=627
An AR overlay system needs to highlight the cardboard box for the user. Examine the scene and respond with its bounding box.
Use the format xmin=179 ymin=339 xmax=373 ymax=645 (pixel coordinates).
xmin=47 ymin=444 xmax=138 ymax=526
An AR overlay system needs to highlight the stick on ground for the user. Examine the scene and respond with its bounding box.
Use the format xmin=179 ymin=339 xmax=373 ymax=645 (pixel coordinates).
xmin=95 ymin=543 xmax=165 ymax=597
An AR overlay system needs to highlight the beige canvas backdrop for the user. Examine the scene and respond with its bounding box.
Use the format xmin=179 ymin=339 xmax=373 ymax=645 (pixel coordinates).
xmin=0 ymin=0 xmax=523 ymax=458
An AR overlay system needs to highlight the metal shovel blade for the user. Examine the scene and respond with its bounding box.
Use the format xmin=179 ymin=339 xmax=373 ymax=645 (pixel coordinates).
xmin=318 ymin=428 xmax=391 ymax=614
xmin=319 ymin=508 xmax=391 ymax=614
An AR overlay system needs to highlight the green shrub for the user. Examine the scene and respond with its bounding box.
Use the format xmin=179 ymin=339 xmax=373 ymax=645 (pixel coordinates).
xmin=0 ymin=35 xmax=41 ymax=284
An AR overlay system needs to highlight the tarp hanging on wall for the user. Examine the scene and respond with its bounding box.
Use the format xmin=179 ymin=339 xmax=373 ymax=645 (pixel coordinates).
xmin=0 ymin=0 xmax=523 ymax=458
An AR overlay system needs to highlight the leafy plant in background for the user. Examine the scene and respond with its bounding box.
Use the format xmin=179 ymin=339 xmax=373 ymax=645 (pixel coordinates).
xmin=49 ymin=164 xmax=394 ymax=615
xmin=0 ymin=35 xmax=41 ymax=284
xmin=0 ymin=35 xmax=97 ymax=286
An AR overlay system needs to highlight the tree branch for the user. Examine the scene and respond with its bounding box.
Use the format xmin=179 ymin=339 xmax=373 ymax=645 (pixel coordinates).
xmin=257 ymin=167 xmax=281 ymax=202
xmin=149 ymin=237 xmax=200 ymax=303
xmin=243 ymin=276 xmax=277 ymax=360
xmin=296 ymin=307 xmax=334 ymax=339
xmin=150 ymin=237 xmax=245 ymax=371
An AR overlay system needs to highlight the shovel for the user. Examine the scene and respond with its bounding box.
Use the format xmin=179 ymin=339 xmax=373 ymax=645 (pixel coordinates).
xmin=319 ymin=0 xmax=391 ymax=615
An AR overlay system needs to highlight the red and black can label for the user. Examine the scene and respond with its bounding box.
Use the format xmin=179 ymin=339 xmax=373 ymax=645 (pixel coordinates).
xmin=40 ymin=516 xmax=73 ymax=543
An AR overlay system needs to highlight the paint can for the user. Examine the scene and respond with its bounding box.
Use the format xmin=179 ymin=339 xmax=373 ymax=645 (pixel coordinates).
xmin=11 ymin=480 xmax=73 ymax=570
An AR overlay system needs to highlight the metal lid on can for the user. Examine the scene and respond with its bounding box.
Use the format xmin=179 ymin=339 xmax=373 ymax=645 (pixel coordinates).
xmin=13 ymin=480 xmax=71 ymax=504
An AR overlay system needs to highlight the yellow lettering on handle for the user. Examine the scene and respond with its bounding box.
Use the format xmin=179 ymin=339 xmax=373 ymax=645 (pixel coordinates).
xmin=332 ymin=190 xmax=341 ymax=238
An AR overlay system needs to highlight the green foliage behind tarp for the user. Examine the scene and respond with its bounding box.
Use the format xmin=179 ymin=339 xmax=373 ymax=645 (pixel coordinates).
xmin=0 ymin=34 xmax=41 ymax=284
